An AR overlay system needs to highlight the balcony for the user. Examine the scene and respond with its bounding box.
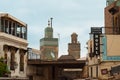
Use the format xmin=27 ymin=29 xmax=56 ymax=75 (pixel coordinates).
xmin=0 ymin=13 xmax=27 ymax=40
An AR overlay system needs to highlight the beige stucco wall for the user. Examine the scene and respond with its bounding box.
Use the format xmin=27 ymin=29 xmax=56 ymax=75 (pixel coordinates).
xmin=0 ymin=32 xmax=28 ymax=78
xmin=0 ymin=32 xmax=27 ymax=49
xmin=106 ymin=35 xmax=120 ymax=56
xmin=10 ymin=51 xmax=27 ymax=77
xmin=87 ymin=37 xmax=120 ymax=79
xmin=99 ymin=61 xmax=120 ymax=79
xmin=87 ymin=34 xmax=120 ymax=79
xmin=88 ymin=58 xmax=120 ymax=79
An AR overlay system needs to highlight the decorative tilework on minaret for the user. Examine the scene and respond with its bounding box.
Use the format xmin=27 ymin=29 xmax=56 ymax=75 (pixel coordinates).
xmin=40 ymin=18 xmax=58 ymax=60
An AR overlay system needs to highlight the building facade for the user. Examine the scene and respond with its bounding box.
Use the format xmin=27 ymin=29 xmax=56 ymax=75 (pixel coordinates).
xmin=0 ymin=13 xmax=28 ymax=79
xmin=105 ymin=0 xmax=120 ymax=34
xmin=87 ymin=1 xmax=120 ymax=79
xmin=27 ymin=55 xmax=86 ymax=80
xmin=68 ymin=33 xmax=80 ymax=59
xmin=87 ymin=28 xmax=120 ymax=79
xmin=40 ymin=19 xmax=58 ymax=60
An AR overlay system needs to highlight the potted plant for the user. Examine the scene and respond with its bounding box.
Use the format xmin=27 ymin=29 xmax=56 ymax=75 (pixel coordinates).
xmin=0 ymin=57 xmax=10 ymax=77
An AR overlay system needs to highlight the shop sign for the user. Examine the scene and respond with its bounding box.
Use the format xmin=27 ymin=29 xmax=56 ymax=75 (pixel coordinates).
xmin=101 ymin=69 xmax=108 ymax=75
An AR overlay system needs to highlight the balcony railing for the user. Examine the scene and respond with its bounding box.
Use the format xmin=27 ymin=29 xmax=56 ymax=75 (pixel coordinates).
xmin=104 ymin=27 xmax=120 ymax=35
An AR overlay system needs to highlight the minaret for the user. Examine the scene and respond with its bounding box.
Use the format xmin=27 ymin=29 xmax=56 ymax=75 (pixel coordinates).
xmin=68 ymin=33 xmax=80 ymax=59
xmin=40 ymin=18 xmax=58 ymax=60
xmin=45 ymin=20 xmax=53 ymax=38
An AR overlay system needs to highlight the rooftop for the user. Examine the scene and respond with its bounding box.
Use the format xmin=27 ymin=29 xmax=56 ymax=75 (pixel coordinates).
xmin=0 ymin=12 xmax=27 ymax=26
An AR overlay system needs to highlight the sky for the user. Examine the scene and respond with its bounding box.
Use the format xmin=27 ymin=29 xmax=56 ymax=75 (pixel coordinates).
xmin=0 ymin=0 xmax=106 ymax=57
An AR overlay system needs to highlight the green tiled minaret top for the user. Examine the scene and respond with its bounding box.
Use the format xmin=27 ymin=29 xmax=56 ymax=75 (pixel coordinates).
xmin=107 ymin=0 xmax=120 ymax=6
xmin=45 ymin=20 xmax=53 ymax=38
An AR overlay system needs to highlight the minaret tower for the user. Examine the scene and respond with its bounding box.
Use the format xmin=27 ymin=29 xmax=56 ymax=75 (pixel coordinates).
xmin=45 ymin=20 xmax=53 ymax=38
xmin=40 ymin=18 xmax=58 ymax=60
xmin=68 ymin=33 xmax=80 ymax=59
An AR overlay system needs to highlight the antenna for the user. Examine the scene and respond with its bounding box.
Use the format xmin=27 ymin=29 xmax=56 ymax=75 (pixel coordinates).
xmin=58 ymin=33 xmax=60 ymax=42
xmin=50 ymin=17 xmax=53 ymax=28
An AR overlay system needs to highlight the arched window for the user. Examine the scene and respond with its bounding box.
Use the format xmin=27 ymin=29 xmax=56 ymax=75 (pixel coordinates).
xmin=10 ymin=52 xmax=15 ymax=70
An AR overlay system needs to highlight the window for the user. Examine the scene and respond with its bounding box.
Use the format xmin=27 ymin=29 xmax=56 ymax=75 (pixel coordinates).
xmin=17 ymin=25 xmax=20 ymax=37
xmin=1 ymin=18 xmax=4 ymax=32
xmin=9 ymin=21 xmax=12 ymax=34
xmin=91 ymin=67 xmax=93 ymax=77
xmin=12 ymin=23 xmax=16 ymax=35
xmin=10 ymin=52 xmax=15 ymax=70
xmin=20 ymin=53 xmax=24 ymax=71
xmin=5 ymin=20 xmax=9 ymax=33
xmin=22 ymin=27 xmax=26 ymax=39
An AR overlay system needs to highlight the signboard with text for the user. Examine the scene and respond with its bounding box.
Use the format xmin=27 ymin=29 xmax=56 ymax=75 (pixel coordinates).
xmin=91 ymin=27 xmax=102 ymax=57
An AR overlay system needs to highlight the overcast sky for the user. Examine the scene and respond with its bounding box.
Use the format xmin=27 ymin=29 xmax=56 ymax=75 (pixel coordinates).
xmin=0 ymin=0 xmax=106 ymax=57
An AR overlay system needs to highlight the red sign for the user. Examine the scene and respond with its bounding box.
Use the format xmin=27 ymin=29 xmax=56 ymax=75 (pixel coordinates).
xmin=101 ymin=69 xmax=108 ymax=75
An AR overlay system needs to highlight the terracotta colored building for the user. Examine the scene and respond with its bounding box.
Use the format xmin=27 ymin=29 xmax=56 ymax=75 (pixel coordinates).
xmin=87 ymin=0 xmax=120 ymax=79
xmin=68 ymin=33 xmax=80 ymax=59
xmin=105 ymin=0 xmax=120 ymax=34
